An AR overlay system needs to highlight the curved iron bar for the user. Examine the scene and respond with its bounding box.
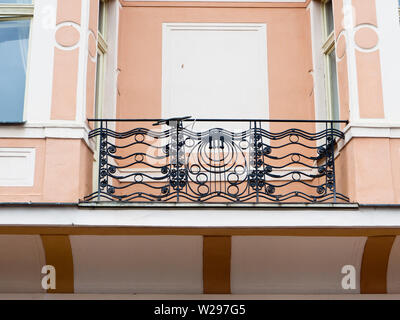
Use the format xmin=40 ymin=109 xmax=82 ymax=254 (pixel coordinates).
xmin=84 ymin=119 xmax=349 ymax=203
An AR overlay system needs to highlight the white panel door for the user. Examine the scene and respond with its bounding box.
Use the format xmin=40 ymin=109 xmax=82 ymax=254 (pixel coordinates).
xmin=162 ymin=23 xmax=269 ymax=130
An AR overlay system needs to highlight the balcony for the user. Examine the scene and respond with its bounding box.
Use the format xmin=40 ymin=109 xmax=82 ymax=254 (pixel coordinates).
xmin=83 ymin=118 xmax=349 ymax=204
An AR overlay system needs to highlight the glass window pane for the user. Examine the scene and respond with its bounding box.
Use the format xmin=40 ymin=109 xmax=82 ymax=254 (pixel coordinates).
xmin=0 ymin=19 xmax=30 ymax=122
xmin=325 ymin=0 xmax=334 ymax=36
xmin=98 ymin=0 xmax=106 ymax=37
xmin=328 ymin=49 xmax=339 ymax=124
xmin=0 ymin=0 xmax=32 ymax=4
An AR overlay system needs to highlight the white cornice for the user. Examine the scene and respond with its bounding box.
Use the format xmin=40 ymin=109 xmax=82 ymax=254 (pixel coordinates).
xmin=337 ymin=121 xmax=400 ymax=152
xmin=0 ymin=122 xmax=95 ymax=151
xmin=5 ymin=205 xmax=400 ymax=228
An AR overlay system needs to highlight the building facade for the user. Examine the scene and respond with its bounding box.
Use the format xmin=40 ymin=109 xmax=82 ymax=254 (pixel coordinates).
xmin=0 ymin=0 xmax=400 ymax=297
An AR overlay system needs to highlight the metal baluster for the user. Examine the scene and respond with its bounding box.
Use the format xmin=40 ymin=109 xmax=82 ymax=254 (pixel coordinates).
xmin=105 ymin=121 xmax=110 ymax=198
xmin=247 ymin=121 xmax=252 ymax=197
xmin=324 ymin=121 xmax=328 ymax=202
xmin=97 ymin=120 xmax=103 ymax=202
xmin=330 ymin=121 xmax=337 ymax=202
xmin=254 ymin=121 xmax=259 ymax=203
xmin=176 ymin=121 xmax=180 ymax=202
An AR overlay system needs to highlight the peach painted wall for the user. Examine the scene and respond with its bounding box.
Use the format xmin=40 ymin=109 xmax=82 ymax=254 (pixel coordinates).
xmin=0 ymin=139 xmax=92 ymax=203
xmin=336 ymin=138 xmax=399 ymax=204
xmin=51 ymin=0 xmax=82 ymax=121
xmin=352 ymin=0 xmax=384 ymax=119
xmin=42 ymin=139 xmax=93 ymax=202
xmin=117 ymin=5 xmax=315 ymax=133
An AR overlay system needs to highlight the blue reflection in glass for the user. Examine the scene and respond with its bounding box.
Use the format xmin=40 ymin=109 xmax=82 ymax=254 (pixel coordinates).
xmin=0 ymin=19 xmax=30 ymax=122
xmin=0 ymin=1 xmax=32 ymax=4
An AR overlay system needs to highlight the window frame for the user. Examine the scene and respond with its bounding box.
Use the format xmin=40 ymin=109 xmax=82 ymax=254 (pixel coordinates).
xmin=322 ymin=0 xmax=339 ymax=124
xmin=398 ymin=0 xmax=400 ymax=23
xmin=93 ymin=0 xmax=109 ymax=191
xmin=0 ymin=1 xmax=34 ymax=123
xmin=94 ymin=0 xmax=108 ymax=124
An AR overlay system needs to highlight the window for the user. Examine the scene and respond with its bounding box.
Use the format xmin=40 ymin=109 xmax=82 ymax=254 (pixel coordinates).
xmin=398 ymin=0 xmax=400 ymax=21
xmin=94 ymin=0 xmax=107 ymax=123
xmin=322 ymin=0 xmax=339 ymax=127
xmin=93 ymin=0 xmax=108 ymax=191
xmin=0 ymin=0 xmax=33 ymax=123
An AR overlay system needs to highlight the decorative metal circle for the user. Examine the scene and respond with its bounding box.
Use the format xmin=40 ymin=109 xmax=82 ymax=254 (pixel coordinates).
xmin=161 ymin=186 xmax=169 ymax=194
xmin=227 ymin=184 xmax=239 ymax=196
xmin=135 ymin=134 xmax=145 ymax=143
xmin=134 ymin=174 xmax=143 ymax=183
xmin=291 ymin=172 xmax=301 ymax=181
xmin=266 ymin=185 xmax=275 ymax=194
xmin=234 ymin=165 xmax=245 ymax=175
xmin=107 ymin=146 xmax=116 ymax=154
xmin=107 ymin=186 xmax=115 ymax=194
xmin=100 ymin=180 xmax=107 ymax=188
xmin=161 ymin=166 xmax=169 ymax=174
xmin=135 ymin=154 xmax=144 ymax=163
xmin=185 ymin=138 xmax=195 ymax=147
xmin=318 ymin=166 xmax=326 ymax=174
xmin=291 ymin=154 xmax=301 ymax=163
xmin=179 ymin=169 xmax=186 ymax=179
xmin=239 ymin=140 xmax=249 ymax=150
xmin=197 ymin=184 xmax=209 ymax=195
xmin=317 ymin=186 xmax=326 ymax=194
xmin=264 ymin=165 xmax=273 ymax=173
xmin=263 ymin=146 xmax=271 ymax=156
xmin=289 ymin=134 xmax=299 ymax=143
xmin=190 ymin=164 xmax=201 ymax=174
xmin=227 ymin=173 xmax=239 ymax=185
xmin=196 ymin=173 xmax=208 ymax=184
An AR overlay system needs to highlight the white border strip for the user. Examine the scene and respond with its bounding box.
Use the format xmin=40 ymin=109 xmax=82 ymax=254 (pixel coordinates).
xmin=1 ymin=206 xmax=400 ymax=227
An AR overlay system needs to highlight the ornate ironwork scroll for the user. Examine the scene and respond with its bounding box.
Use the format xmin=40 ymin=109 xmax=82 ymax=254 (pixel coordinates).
xmin=84 ymin=119 xmax=349 ymax=203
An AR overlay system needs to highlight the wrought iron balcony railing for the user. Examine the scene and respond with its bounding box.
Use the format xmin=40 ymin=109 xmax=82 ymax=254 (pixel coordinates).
xmin=83 ymin=118 xmax=349 ymax=203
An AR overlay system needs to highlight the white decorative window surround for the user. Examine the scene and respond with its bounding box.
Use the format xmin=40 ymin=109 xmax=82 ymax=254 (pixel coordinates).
xmin=0 ymin=148 xmax=36 ymax=187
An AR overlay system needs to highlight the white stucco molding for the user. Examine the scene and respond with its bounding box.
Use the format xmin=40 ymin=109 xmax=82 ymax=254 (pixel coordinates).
xmin=0 ymin=122 xmax=95 ymax=152
xmin=336 ymin=121 xmax=400 ymax=152
xmin=0 ymin=148 xmax=36 ymax=187
xmin=2 ymin=203 xmax=400 ymax=228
